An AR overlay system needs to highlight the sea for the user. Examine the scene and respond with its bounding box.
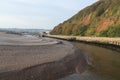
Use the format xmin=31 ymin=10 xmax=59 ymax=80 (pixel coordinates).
xmin=0 ymin=28 xmax=51 ymax=34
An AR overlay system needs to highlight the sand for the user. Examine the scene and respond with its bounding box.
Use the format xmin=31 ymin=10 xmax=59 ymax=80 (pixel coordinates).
xmin=0 ymin=32 xmax=87 ymax=80
xmin=0 ymin=32 xmax=59 ymax=45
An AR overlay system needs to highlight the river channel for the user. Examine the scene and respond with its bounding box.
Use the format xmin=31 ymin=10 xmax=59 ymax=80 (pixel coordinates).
xmin=59 ymin=42 xmax=120 ymax=80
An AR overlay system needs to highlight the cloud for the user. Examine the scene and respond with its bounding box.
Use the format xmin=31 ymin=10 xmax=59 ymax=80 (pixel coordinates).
xmin=0 ymin=0 xmax=98 ymax=29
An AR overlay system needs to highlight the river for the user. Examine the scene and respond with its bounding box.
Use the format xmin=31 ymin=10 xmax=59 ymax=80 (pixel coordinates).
xmin=59 ymin=42 xmax=120 ymax=80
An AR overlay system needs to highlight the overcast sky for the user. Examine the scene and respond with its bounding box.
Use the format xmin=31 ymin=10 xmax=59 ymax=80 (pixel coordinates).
xmin=0 ymin=0 xmax=98 ymax=29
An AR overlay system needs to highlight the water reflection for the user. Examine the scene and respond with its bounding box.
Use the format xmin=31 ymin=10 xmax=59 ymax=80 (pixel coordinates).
xmin=59 ymin=42 xmax=120 ymax=80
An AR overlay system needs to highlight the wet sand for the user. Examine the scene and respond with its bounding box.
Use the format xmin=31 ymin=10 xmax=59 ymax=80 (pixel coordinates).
xmin=0 ymin=32 xmax=59 ymax=45
xmin=0 ymin=32 xmax=87 ymax=80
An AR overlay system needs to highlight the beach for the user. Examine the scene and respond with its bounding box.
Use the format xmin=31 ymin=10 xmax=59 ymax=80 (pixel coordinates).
xmin=0 ymin=32 xmax=87 ymax=80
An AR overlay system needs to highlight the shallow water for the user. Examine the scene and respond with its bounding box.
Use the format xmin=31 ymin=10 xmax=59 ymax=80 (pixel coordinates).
xmin=59 ymin=42 xmax=120 ymax=80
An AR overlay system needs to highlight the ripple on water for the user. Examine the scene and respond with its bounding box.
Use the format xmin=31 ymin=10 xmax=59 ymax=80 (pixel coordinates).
xmin=59 ymin=42 xmax=120 ymax=80
xmin=58 ymin=71 xmax=115 ymax=80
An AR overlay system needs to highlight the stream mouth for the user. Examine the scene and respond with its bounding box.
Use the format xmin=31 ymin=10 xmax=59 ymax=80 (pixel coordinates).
xmin=1 ymin=41 xmax=120 ymax=80
xmin=1 ymin=31 xmax=120 ymax=80
xmin=59 ymin=42 xmax=120 ymax=80
xmin=0 ymin=32 xmax=88 ymax=80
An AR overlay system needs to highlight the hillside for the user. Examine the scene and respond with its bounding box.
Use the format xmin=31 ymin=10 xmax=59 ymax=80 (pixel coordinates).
xmin=51 ymin=0 xmax=120 ymax=37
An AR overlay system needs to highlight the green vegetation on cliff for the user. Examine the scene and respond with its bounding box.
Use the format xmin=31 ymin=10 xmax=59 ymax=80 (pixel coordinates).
xmin=100 ymin=23 xmax=120 ymax=37
xmin=51 ymin=0 xmax=120 ymax=37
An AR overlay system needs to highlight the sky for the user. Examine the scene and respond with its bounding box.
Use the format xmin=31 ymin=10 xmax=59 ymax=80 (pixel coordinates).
xmin=0 ymin=0 xmax=98 ymax=29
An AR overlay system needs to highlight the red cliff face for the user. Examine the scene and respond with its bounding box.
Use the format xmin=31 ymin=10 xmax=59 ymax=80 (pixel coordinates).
xmin=51 ymin=0 xmax=120 ymax=37
xmin=82 ymin=14 xmax=92 ymax=25
xmin=96 ymin=19 xmax=114 ymax=32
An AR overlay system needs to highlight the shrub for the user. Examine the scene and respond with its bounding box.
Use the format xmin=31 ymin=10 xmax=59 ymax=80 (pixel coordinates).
xmin=99 ymin=24 xmax=120 ymax=37
xmin=72 ymin=24 xmax=89 ymax=36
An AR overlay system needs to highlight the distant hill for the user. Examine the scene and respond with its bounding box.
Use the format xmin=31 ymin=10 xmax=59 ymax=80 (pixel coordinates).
xmin=51 ymin=0 xmax=120 ymax=37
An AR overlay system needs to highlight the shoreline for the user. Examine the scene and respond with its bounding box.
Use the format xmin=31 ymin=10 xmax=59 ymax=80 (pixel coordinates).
xmin=0 ymin=47 xmax=87 ymax=80
xmin=0 ymin=32 xmax=87 ymax=80
xmin=47 ymin=35 xmax=120 ymax=52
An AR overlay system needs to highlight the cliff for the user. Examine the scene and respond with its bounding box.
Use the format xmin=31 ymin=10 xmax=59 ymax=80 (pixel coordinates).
xmin=51 ymin=0 xmax=120 ymax=37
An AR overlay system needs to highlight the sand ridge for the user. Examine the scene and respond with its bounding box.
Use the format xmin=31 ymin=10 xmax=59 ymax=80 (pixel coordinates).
xmin=0 ymin=32 xmax=59 ymax=45
xmin=0 ymin=32 xmax=87 ymax=80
